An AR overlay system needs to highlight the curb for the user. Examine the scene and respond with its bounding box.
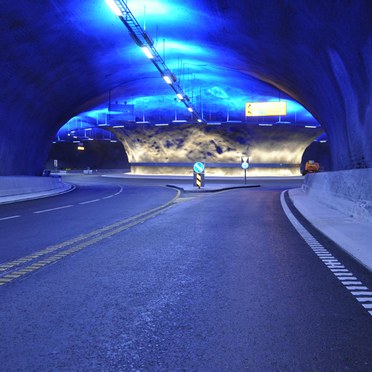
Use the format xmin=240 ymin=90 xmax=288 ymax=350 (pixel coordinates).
xmin=166 ymin=184 xmax=260 ymax=193
xmin=0 ymin=183 xmax=76 ymax=205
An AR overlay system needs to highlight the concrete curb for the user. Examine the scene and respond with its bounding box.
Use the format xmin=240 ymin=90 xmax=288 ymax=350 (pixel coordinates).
xmin=166 ymin=184 xmax=261 ymax=193
xmin=0 ymin=183 xmax=75 ymax=205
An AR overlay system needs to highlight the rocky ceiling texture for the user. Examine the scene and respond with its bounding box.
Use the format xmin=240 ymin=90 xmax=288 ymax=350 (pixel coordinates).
xmin=0 ymin=0 xmax=370 ymax=175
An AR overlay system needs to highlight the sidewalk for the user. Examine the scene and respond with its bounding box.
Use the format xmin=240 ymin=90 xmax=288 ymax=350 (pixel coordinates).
xmin=288 ymin=188 xmax=372 ymax=272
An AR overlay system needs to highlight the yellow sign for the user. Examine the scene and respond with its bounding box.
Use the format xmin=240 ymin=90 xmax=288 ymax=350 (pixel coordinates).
xmin=245 ymin=101 xmax=287 ymax=116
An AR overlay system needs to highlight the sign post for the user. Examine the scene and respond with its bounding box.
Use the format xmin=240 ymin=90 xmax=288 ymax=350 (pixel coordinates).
xmin=193 ymin=162 xmax=205 ymax=189
xmin=241 ymin=156 xmax=249 ymax=184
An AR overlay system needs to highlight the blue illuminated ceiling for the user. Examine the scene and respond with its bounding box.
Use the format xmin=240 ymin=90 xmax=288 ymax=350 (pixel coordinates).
xmin=57 ymin=0 xmax=320 ymax=140
xmin=1 ymin=0 xmax=369 ymax=175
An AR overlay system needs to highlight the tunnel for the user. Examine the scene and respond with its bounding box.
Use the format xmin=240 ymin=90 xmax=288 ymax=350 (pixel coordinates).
xmin=1 ymin=2 xmax=372 ymax=369
xmin=0 ymin=0 xmax=370 ymax=176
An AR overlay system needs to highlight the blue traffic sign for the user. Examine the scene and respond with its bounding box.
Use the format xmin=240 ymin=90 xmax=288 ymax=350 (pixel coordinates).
xmin=193 ymin=162 xmax=205 ymax=174
xmin=241 ymin=161 xmax=249 ymax=169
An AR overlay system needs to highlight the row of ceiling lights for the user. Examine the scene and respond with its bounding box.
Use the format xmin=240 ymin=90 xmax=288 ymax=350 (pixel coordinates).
xmin=105 ymin=0 xmax=205 ymax=123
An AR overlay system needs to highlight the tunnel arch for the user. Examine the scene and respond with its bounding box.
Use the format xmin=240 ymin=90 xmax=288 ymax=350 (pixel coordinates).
xmin=0 ymin=1 xmax=370 ymax=175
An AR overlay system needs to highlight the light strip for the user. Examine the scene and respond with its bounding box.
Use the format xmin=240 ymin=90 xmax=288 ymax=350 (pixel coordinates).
xmin=163 ymin=75 xmax=173 ymax=84
xmin=105 ymin=0 xmax=122 ymax=16
xmin=141 ymin=46 xmax=154 ymax=59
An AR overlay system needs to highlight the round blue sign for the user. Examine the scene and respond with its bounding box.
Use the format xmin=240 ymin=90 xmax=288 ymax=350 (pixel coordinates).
xmin=241 ymin=161 xmax=249 ymax=169
xmin=193 ymin=162 xmax=205 ymax=173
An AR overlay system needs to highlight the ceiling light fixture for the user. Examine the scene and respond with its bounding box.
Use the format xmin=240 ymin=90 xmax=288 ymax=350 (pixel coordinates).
xmin=105 ymin=0 xmax=122 ymax=16
xmin=163 ymin=75 xmax=173 ymax=84
xmin=141 ymin=46 xmax=154 ymax=59
xmin=105 ymin=0 xmax=206 ymax=124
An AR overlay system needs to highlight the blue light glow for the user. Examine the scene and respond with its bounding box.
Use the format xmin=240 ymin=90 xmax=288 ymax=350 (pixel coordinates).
xmin=55 ymin=0 xmax=321 ymax=140
xmin=105 ymin=0 xmax=122 ymax=16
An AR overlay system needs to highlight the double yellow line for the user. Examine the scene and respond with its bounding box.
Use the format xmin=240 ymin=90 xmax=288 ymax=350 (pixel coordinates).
xmin=0 ymin=188 xmax=180 ymax=286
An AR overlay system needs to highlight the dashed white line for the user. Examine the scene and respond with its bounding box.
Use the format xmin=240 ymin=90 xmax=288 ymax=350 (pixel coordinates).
xmin=79 ymin=199 xmax=100 ymax=205
xmin=351 ymin=292 xmax=372 ymax=296
xmin=280 ymin=191 xmax=372 ymax=317
xmin=102 ymin=195 xmax=114 ymax=199
xmin=337 ymin=276 xmax=357 ymax=280
xmin=101 ymin=186 xmax=124 ymax=199
xmin=356 ymin=297 xmax=372 ymax=302
xmin=34 ymin=205 xmax=73 ymax=214
xmin=0 ymin=215 xmax=20 ymax=221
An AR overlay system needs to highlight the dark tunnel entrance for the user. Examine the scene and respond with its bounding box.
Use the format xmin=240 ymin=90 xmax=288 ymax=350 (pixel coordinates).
xmin=46 ymin=135 xmax=129 ymax=172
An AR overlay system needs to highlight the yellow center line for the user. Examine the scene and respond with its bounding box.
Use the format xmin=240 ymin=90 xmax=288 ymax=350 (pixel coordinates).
xmin=0 ymin=189 xmax=180 ymax=286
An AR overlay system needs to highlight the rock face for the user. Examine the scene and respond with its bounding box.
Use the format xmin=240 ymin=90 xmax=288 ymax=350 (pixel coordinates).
xmin=0 ymin=1 xmax=370 ymax=175
xmin=112 ymin=124 xmax=322 ymax=176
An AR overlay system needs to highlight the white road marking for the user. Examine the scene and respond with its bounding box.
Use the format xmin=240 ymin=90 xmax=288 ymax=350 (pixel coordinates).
xmin=0 ymin=215 xmax=20 ymax=221
xmin=34 ymin=205 xmax=73 ymax=214
xmin=280 ymin=191 xmax=372 ymax=317
xmin=79 ymin=199 xmax=100 ymax=205
xmin=102 ymin=186 xmax=124 ymax=200
xmin=356 ymin=297 xmax=372 ymax=302
xmin=331 ymin=269 xmax=349 ymax=272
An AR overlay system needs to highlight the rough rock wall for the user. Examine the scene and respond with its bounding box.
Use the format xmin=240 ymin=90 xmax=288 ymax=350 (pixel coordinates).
xmin=216 ymin=1 xmax=372 ymax=170
xmin=112 ymin=124 xmax=322 ymax=175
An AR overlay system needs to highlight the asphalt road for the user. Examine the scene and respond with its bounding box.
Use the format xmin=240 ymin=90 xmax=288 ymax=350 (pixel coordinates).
xmin=0 ymin=175 xmax=371 ymax=371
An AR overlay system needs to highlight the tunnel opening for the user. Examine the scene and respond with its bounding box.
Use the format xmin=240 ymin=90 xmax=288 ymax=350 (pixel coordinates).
xmin=46 ymin=122 xmax=129 ymax=172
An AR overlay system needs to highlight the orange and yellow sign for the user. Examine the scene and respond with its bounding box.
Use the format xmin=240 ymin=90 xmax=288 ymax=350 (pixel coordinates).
xmin=245 ymin=101 xmax=287 ymax=116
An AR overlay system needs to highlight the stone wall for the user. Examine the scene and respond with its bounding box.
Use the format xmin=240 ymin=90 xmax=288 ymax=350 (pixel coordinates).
xmin=112 ymin=123 xmax=322 ymax=176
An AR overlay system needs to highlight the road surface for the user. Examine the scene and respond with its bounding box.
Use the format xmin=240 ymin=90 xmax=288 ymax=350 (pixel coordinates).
xmin=0 ymin=175 xmax=371 ymax=370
